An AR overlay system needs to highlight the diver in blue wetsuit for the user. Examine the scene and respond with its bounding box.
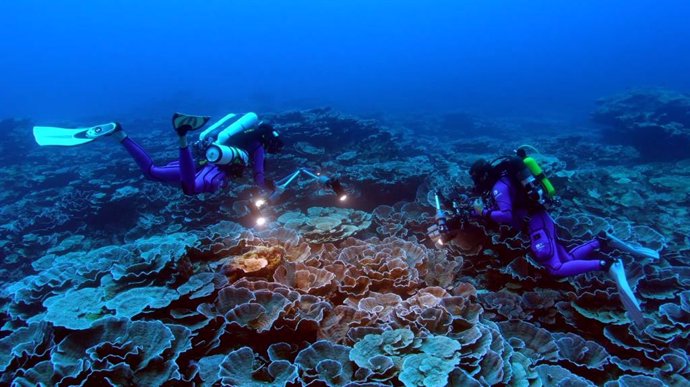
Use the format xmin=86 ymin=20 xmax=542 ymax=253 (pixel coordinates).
xmin=465 ymin=157 xmax=658 ymax=276
xmin=33 ymin=112 xmax=283 ymax=195
xmin=114 ymin=112 xmax=283 ymax=195
xmin=429 ymin=150 xmax=660 ymax=328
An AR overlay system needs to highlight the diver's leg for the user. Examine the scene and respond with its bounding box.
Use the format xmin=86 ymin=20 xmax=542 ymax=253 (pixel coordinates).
xmin=528 ymin=210 xmax=560 ymax=265
xmin=569 ymin=239 xmax=601 ymax=261
xmin=537 ymin=212 xmax=577 ymax=262
xmin=120 ymin=137 xmax=181 ymax=182
xmin=179 ymin=145 xmax=199 ymax=194
xmin=556 ymin=244 xmax=574 ymax=262
xmin=529 ymin=210 xmax=605 ymax=276
xmin=172 ymin=112 xmax=211 ymax=195
xmin=547 ymin=259 xmax=605 ymax=277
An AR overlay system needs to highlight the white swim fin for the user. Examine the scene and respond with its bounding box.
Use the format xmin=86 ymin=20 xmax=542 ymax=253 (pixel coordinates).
xmin=33 ymin=122 xmax=120 ymax=146
xmin=609 ymin=260 xmax=644 ymax=328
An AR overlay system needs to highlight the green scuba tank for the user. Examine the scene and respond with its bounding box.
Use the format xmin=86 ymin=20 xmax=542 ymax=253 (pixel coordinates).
xmin=490 ymin=148 xmax=557 ymax=206
xmin=522 ymin=156 xmax=556 ymax=198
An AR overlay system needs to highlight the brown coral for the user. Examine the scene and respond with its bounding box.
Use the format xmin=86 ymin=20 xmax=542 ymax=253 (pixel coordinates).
xmin=221 ymin=245 xmax=286 ymax=282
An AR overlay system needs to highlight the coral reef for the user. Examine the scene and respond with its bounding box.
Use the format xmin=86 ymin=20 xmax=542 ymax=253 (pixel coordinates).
xmin=592 ymin=89 xmax=690 ymax=161
xmin=0 ymin=107 xmax=688 ymax=386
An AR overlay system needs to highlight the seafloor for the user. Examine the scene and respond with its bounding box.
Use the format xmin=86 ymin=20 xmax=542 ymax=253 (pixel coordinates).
xmin=0 ymin=93 xmax=688 ymax=386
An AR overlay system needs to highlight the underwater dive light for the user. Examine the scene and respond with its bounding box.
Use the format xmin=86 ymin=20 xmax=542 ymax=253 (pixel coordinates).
xmin=328 ymin=179 xmax=347 ymax=201
xmin=249 ymin=195 xmax=269 ymax=227
xmin=433 ymin=192 xmax=449 ymax=245
xmin=434 ymin=193 xmax=448 ymax=231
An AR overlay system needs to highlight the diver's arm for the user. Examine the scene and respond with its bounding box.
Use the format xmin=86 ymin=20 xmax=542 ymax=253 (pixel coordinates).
xmin=251 ymin=143 xmax=267 ymax=190
xmin=485 ymin=181 xmax=514 ymax=224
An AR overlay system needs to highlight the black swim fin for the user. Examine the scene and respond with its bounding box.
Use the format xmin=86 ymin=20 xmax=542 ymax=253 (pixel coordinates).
xmin=172 ymin=113 xmax=210 ymax=136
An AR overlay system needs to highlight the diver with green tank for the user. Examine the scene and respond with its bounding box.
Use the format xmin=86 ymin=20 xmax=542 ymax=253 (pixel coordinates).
xmin=428 ymin=145 xmax=660 ymax=328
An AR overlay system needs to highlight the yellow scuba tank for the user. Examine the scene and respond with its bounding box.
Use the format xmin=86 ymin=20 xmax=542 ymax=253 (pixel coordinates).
xmin=522 ymin=156 xmax=556 ymax=198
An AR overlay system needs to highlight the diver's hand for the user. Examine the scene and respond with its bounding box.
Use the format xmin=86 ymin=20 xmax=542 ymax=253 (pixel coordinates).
xmin=251 ymin=185 xmax=274 ymax=207
xmin=427 ymin=224 xmax=442 ymax=243
xmin=265 ymin=178 xmax=277 ymax=192
xmin=268 ymin=187 xmax=284 ymax=203
xmin=472 ymin=198 xmax=485 ymax=217
xmin=427 ymin=224 xmax=455 ymax=245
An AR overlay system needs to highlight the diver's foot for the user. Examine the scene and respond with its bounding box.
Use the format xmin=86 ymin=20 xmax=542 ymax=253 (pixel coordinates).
xmin=173 ymin=113 xmax=210 ymax=137
xmin=84 ymin=122 xmax=122 ymax=139
xmin=599 ymin=257 xmax=618 ymax=271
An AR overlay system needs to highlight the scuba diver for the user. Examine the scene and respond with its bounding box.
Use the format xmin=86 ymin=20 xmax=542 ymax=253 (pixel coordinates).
xmin=428 ymin=146 xmax=660 ymax=328
xmin=33 ymin=112 xmax=284 ymax=196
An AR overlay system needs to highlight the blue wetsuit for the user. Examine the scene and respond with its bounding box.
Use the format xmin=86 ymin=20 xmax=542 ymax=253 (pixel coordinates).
xmin=121 ymin=137 xmax=267 ymax=195
xmin=484 ymin=177 xmax=603 ymax=277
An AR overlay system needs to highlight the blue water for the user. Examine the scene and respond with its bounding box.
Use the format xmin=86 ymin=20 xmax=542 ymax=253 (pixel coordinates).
xmin=2 ymin=0 xmax=690 ymax=122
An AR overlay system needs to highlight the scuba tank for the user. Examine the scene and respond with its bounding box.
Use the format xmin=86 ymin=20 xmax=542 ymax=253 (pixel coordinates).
xmin=515 ymin=147 xmax=556 ymax=205
xmin=205 ymin=144 xmax=249 ymax=166
xmin=216 ymin=112 xmax=258 ymax=145
xmin=198 ymin=112 xmax=259 ymax=144
xmin=199 ymin=113 xmax=238 ymax=143
xmin=197 ymin=112 xmax=259 ymax=165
